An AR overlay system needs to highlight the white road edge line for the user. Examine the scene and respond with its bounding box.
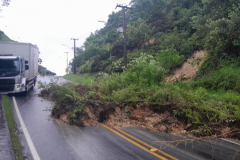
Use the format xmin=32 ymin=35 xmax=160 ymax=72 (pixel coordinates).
xmin=220 ymin=138 xmax=240 ymax=146
xmin=12 ymin=96 xmax=41 ymax=160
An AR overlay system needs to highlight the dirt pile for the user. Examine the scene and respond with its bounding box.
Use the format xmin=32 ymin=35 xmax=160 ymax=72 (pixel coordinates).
xmin=55 ymin=100 xmax=191 ymax=137
xmin=65 ymin=102 xmax=240 ymax=138
xmin=102 ymin=104 xmax=188 ymax=136
xmin=42 ymin=88 xmax=240 ymax=138
xmin=167 ymin=50 xmax=207 ymax=82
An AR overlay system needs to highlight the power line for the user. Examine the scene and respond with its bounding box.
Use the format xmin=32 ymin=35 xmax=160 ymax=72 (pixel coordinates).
xmin=77 ymin=23 xmax=102 ymax=39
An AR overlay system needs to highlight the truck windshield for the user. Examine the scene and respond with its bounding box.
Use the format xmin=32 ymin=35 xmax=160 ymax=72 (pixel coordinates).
xmin=0 ymin=59 xmax=20 ymax=77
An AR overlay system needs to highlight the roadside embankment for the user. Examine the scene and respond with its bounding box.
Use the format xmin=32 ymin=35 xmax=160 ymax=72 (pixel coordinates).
xmin=39 ymin=81 xmax=240 ymax=139
xmin=38 ymin=51 xmax=240 ymax=140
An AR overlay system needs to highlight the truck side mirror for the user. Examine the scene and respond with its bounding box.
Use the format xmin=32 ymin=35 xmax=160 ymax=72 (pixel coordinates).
xmin=25 ymin=61 xmax=28 ymax=64
xmin=25 ymin=65 xmax=29 ymax=70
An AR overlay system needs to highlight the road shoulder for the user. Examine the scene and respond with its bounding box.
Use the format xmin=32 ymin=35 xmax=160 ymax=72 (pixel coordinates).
xmin=0 ymin=95 xmax=15 ymax=160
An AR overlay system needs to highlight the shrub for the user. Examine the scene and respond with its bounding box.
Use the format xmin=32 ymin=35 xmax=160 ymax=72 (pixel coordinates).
xmin=192 ymin=66 xmax=240 ymax=91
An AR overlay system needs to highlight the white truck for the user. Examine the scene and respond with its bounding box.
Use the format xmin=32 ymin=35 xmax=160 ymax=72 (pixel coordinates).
xmin=0 ymin=41 xmax=39 ymax=94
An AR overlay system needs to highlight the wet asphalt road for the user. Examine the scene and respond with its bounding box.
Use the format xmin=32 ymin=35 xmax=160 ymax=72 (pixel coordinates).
xmin=6 ymin=76 xmax=240 ymax=160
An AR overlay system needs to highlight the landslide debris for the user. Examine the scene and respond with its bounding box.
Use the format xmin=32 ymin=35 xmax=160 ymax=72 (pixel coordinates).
xmin=39 ymin=82 xmax=240 ymax=139
xmin=166 ymin=50 xmax=207 ymax=82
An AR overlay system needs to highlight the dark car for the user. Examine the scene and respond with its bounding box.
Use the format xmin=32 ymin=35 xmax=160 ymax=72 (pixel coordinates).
xmin=39 ymin=69 xmax=56 ymax=75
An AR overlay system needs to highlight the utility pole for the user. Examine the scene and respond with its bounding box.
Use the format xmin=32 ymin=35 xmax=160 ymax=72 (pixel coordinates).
xmin=71 ymin=38 xmax=78 ymax=74
xmin=115 ymin=4 xmax=131 ymax=67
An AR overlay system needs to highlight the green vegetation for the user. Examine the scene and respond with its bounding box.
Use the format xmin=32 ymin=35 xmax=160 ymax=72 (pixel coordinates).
xmin=0 ymin=31 xmax=12 ymax=41
xmin=63 ymin=73 xmax=96 ymax=84
xmin=71 ymin=0 xmax=240 ymax=76
xmin=2 ymin=95 xmax=25 ymax=160
xmin=38 ymin=64 xmax=47 ymax=72
xmin=39 ymin=82 xmax=97 ymax=126
xmin=98 ymin=54 xmax=240 ymax=124
xmin=48 ymin=0 xmax=240 ymax=136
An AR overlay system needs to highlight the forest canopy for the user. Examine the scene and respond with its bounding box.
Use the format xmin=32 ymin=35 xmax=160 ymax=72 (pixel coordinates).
xmin=71 ymin=0 xmax=240 ymax=76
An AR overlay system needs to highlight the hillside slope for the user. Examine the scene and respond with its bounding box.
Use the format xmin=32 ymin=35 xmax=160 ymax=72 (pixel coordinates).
xmin=71 ymin=0 xmax=240 ymax=79
xmin=167 ymin=50 xmax=207 ymax=82
xmin=42 ymin=0 xmax=240 ymax=138
xmin=0 ymin=30 xmax=11 ymax=41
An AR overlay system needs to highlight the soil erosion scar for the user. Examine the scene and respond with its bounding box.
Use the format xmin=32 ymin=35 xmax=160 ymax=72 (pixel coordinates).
xmin=13 ymin=96 xmax=40 ymax=160
xmin=102 ymin=125 xmax=178 ymax=160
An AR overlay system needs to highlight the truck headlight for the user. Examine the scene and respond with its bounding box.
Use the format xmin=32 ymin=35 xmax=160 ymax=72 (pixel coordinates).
xmin=15 ymin=84 xmax=20 ymax=88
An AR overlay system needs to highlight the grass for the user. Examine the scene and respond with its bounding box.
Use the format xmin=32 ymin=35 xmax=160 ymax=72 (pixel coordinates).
xmin=63 ymin=73 xmax=96 ymax=84
xmin=2 ymin=95 xmax=25 ymax=160
xmin=99 ymin=69 xmax=240 ymax=125
xmin=41 ymin=55 xmax=240 ymax=136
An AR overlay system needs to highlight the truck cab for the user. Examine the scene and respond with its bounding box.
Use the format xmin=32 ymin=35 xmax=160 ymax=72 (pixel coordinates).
xmin=0 ymin=54 xmax=33 ymax=93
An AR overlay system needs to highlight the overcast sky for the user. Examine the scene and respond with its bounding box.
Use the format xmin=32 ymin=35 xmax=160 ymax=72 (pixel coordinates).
xmin=0 ymin=0 xmax=131 ymax=75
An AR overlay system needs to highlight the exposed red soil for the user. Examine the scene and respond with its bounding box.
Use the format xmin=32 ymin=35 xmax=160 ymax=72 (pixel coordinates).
xmin=166 ymin=50 xmax=207 ymax=82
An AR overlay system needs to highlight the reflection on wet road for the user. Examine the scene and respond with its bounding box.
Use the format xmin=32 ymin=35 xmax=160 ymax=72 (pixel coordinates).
xmin=9 ymin=76 xmax=240 ymax=160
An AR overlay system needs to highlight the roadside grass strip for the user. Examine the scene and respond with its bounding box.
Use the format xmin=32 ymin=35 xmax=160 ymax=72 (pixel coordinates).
xmin=63 ymin=73 xmax=96 ymax=84
xmin=102 ymin=125 xmax=178 ymax=160
xmin=2 ymin=95 xmax=25 ymax=160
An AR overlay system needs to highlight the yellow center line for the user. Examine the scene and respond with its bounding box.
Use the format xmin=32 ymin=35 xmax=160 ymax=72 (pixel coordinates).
xmin=114 ymin=127 xmax=179 ymax=160
xmin=102 ymin=125 xmax=168 ymax=160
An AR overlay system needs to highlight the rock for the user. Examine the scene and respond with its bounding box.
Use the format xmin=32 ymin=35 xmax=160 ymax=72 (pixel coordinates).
xmin=185 ymin=123 xmax=192 ymax=130
xmin=166 ymin=116 xmax=178 ymax=124
xmin=124 ymin=106 xmax=131 ymax=113
xmin=105 ymin=120 xmax=114 ymax=127
xmin=145 ymin=111 xmax=154 ymax=116
xmin=145 ymin=117 xmax=161 ymax=125
xmin=59 ymin=114 xmax=69 ymax=123
xmin=159 ymin=125 xmax=167 ymax=132
xmin=115 ymin=107 xmax=122 ymax=115
xmin=181 ymin=130 xmax=187 ymax=134
xmin=157 ymin=124 xmax=167 ymax=132
xmin=109 ymin=114 xmax=114 ymax=120
xmin=152 ymin=113 xmax=158 ymax=117
xmin=85 ymin=107 xmax=95 ymax=119
xmin=148 ymin=124 xmax=153 ymax=128
xmin=144 ymin=107 xmax=150 ymax=111
xmin=136 ymin=104 xmax=142 ymax=110
xmin=144 ymin=122 xmax=154 ymax=129
xmin=131 ymin=111 xmax=145 ymax=121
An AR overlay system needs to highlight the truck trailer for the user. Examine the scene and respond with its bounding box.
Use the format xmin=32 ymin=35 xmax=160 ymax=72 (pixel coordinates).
xmin=0 ymin=41 xmax=39 ymax=94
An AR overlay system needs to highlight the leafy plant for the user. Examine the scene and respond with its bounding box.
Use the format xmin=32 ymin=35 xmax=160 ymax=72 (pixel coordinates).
xmin=190 ymin=124 xmax=214 ymax=136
